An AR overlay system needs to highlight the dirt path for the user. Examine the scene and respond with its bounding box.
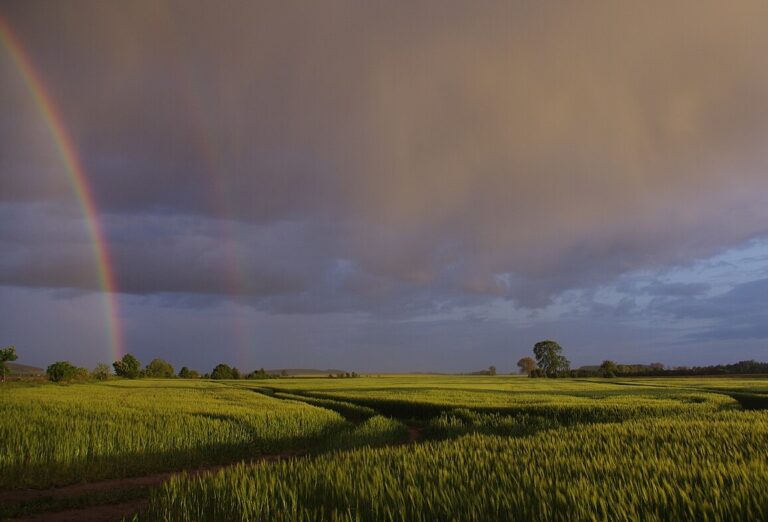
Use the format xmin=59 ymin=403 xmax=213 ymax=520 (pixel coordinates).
xmin=9 ymin=499 xmax=148 ymax=522
xmin=407 ymin=425 xmax=423 ymax=443
xmin=3 ymin=451 xmax=304 ymax=522
xmin=6 ymin=393 xmax=426 ymax=521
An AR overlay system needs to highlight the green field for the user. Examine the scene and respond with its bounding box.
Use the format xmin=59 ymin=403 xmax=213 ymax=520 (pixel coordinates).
xmin=3 ymin=375 xmax=768 ymax=520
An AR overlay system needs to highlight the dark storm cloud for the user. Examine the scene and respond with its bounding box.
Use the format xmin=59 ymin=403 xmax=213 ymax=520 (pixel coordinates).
xmin=3 ymin=0 xmax=768 ymax=312
xmin=651 ymin=279 xmax=768 ymax=342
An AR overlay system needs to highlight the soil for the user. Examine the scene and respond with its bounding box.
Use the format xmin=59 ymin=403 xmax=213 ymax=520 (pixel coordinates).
xmin=407 ymin=426 xmax=424 ymax=443
xmin=9 ymin=499 xmax=148 ymax=522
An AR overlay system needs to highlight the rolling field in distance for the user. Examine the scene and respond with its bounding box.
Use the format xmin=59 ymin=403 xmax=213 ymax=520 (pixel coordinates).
xmin=3 ymin=375 xmax=768 ymax=520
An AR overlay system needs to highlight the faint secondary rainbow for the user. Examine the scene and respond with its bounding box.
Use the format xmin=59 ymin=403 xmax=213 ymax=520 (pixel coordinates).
xmin=0 ymin=15 xmax=124 ymax=360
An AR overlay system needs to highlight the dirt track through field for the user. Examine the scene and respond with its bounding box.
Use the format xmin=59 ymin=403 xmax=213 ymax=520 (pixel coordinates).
xmin=4 ymin=451 xmax=304 ymax=522
xmin=9 ymin=499 xmax=149 ymax=522
xmin=5 ymin=387 xmax=423 ymax=521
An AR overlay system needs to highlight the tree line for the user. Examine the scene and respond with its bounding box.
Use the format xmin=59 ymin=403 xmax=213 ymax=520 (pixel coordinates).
xmin=40 ymin=353 xmax=360 ymax=382
xmin=4 ymin=343 xmax=768 ymax=383
xmin=515 ymin=340 xmax=768 ymax=378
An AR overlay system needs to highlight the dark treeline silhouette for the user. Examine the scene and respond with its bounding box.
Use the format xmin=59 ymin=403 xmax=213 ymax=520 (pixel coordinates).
xmin=581 ymin=359 xmax=768 ymax=378
xmin=5 ymin=345 xmax=768 ymax=383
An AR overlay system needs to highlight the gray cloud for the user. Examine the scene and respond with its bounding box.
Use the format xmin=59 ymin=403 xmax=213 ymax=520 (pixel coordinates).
xmin=2 ymin=0 xmax=768 ymax=318
xmin=650 ymin=279 xmax=768 ymax=342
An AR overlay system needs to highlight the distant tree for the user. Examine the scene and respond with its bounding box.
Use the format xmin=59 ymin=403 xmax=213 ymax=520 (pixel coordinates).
xmin=247 ymin=368 xmax=274 ymax=379
xmin=599 ymin=360 xmax=617 ymax=378
xmin=46 ymin=361 xmax=84 ymax=382
xmin=92 ymin=363 xmax=111 ymax=380
xmin=649 ymin=362 xmax=665 ymax=372
xmin=211 ymin=363 xmax=235 ymax=380
xmin=178 ymin=366 xmax=200 ymax=378
xmin=0 ymin=345 xmax=18 ymax=383
xmin=231 ymin=367 xmax=241 ymax=380
xmin=532 ymin=340 xmax=570 ymax=377
xmin=145 ymin=358 xmax=175 ymax=378
xmin=517 ymin=357 xmax=536 ymax=375
xmin=488 ymin=365 xmax=497 ymax=376
xmin=113 ymin=354 xmax=141 ymax=379
xmin=281 ymin=370 xmax=289 ymax=377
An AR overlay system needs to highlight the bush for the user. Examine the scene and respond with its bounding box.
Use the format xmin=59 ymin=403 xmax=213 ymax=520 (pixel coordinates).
xmin=145 ymin=358 xmax=175 ymax=378
xmin=211 ymin=364 xmax=235 ymax=380
xmin=178 ymin=366 xmax=200 ymax=378
xmin=92 ymin=363 xmax=112 ymax=380
xmin=113 ymin=354 xmax=141 ymax=379
xmin=46 ymin=361 xmax=87 ymax=383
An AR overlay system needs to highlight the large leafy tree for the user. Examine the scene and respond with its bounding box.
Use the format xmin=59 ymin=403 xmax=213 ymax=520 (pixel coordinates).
xmin=0 ymin=345 xmax=18 ymax=383
xmin=46 ymin=361 xmax=87 ymax=382
xmin=211 ymin=363 xmax=235 ymax=380
xmin=145 ymin=358 xmax=175 ymax=378
xmin=113 ymin=353 xmax=141 ymax=379
xmin=532 ymin=340 xmax=570 ymax=377
xmin=599 ymin=360 xmax=618 ymax=377
xmin=516 ymin=356 xmax=536 ymax=375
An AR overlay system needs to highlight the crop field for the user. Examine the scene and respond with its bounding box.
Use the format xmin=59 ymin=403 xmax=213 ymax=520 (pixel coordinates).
xmin=3 ymin=375 xmax=768 ymax=520
xmin=0 ymin=380 xmax=351 ymax=489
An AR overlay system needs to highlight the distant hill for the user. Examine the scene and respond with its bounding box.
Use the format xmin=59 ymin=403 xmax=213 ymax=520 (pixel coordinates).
xmin=266 ymin=368 xmax=348 ymax=376
xmin=7 ymin=362 xmax=45 ymax=375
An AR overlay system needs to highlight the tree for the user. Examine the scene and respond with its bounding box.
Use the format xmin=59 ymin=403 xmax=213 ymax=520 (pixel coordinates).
xmin=0 ymin=345 xmax=18 ymax=383
xmin=92 ymin=363 xmax=111 ymax=380
xmin=599 ymin=360 xmax=617 ymax=378
xmin=532 ymin=340 xmax=570 ymax=377
xmin=247 ymin=368 xmax=270 ymax=379
xmin=178 ymin=366 xmax=199 ymax=378
xmin=231 ymin=367 xmax=241 ymax=379
xmin=46 ymin=361 xmax=84 ymax=382
xmin=516 ymin=357 xmax=536 ymax=375
xmin=113 ymin=353 xmax=141 ymax=379
xmin=145 ymin=358 xmax=175 ymax=378
xmin=488 ymin=365 xmax=497 ymax=376
xmin=649 ymin=362 xmax=664 ymax=372
xmin=211 ymin=363 xmax=235 ymax=379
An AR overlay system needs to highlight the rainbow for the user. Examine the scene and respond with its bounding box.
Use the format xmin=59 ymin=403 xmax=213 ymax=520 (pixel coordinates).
xmin=0 ymin=15 xmax=124 ymax=360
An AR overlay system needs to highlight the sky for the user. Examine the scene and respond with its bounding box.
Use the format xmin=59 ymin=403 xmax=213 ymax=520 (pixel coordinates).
xmin=1 ymin=0 xmax=767 ymax=373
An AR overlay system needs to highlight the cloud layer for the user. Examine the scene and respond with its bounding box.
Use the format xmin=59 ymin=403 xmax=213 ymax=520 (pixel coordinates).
xmin=2 ymin=1 xmax=768 ymax=367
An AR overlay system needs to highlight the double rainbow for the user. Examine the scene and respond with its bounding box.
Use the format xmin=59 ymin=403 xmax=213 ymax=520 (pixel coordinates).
xmin=0 ymin=16 xmax=124 ymax=360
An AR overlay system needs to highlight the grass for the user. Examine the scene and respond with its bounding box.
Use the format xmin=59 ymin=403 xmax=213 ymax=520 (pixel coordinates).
xmin=140 ymin=410 xmax=768 ymax=521
xmin=4 ymin=374 xmax=768 ymax=520
xmin=0 ymin=379 xmax=347 ymax=488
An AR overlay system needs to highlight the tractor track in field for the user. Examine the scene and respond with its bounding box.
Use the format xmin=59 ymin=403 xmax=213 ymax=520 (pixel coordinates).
xmin=4 ymin=386 xmax=423 ymax=522
xmin=5 ymin=428 xmax=424 ymax=522
xmin=7 ymin=499 xmax=149 ymax=522
xmin=2 ymin=451 xmax=305 ymax=522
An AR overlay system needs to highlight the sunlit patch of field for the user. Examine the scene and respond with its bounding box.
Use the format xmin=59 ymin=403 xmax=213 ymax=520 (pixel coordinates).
xmin=0 ymin=379 xmax=348 ymax=489
xmin=141 ymin=410 xmax=768 ymax=521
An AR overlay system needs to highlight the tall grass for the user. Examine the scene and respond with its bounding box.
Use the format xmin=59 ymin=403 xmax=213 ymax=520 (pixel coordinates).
xmin=0 ymin=380 xmax=346 ymax=488
xmin=141 ymin=411 xmax=768 ymax=521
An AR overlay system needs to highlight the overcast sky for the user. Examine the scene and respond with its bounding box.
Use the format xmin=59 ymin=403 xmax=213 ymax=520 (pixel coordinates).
xmin=2 ymin=0 xmax=767 ymax=372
